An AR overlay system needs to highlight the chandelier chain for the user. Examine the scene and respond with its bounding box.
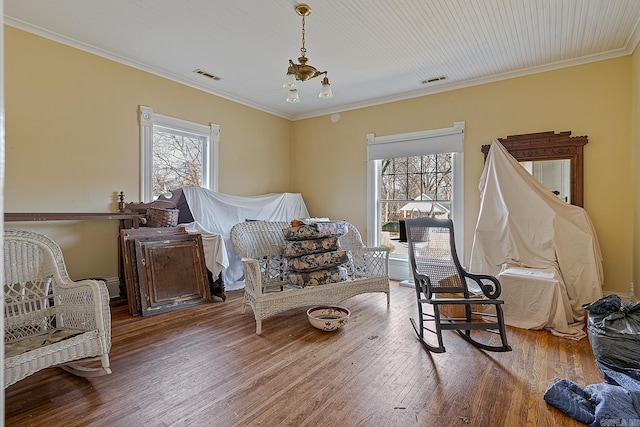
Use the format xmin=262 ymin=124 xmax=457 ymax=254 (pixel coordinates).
xmin=300 ymin=14 xmax=306 ymax=57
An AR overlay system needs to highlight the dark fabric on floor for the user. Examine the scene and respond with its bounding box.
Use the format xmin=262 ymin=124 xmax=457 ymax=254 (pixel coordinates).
xmin=544 ymin=360 xmax=640 ymax=426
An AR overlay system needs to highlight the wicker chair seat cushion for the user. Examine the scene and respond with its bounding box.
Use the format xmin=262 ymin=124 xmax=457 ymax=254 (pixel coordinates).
xmin=287 ymin=250 xmax=349 ymax=272
xmin=5 ymin=329 xmax=85 ymax=358
xmin=282 ymin=221 xmax=348 ymax=241
xmin=282 ymin=237 xmax=340 ymax=257
xmin=289 ymin=266 xmax=348 ymax=287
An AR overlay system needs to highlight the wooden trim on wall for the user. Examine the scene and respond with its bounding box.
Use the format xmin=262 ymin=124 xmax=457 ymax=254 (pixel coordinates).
xmin=481 ymin=131 xmax=588 ymax=207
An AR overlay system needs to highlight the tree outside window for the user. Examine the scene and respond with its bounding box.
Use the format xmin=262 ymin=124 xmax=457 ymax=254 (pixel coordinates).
xmin=152 ymin=127 xmax=205 ymax=197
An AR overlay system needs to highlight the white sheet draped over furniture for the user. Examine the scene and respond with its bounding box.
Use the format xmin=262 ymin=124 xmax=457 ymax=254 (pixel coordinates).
xmin=496 ymin=264 xmax=576 ymax=334
xmin=181 ymin=221 xmax=228 ymax=279
xmin=469 ymin=140 xmax=603 ymax=339
xmin=181 ymin=186 xmax=310 ymax=290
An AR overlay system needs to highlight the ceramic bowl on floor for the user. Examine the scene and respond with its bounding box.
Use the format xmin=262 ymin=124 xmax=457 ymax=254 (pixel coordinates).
xmin=307 ymin=306 xmax=350 ymax=331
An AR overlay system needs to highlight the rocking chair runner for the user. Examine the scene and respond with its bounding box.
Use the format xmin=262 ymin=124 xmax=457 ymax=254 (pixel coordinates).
xmin=405 ymin=218 xmax=511 ymax=353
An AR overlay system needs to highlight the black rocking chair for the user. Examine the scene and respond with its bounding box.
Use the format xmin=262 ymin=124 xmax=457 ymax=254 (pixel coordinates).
xmin=405 ymin=217 xmax=512 ymax=353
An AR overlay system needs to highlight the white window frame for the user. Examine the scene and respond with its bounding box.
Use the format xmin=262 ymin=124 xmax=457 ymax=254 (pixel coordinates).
xmin=139 ymin=105 xmax=219 ymax=202
xmin=366 ymin=122 xmax=465 ymax=281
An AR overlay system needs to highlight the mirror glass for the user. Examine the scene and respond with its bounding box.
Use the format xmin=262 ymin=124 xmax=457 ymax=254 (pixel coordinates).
xmin=519 ymin=159 xmax=571 ymax=203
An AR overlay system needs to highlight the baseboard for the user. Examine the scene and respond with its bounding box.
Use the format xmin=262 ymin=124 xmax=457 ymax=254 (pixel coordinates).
xmin=104 ymin=277 xmax=121 ymax=299
xmin=602 ymin=290 xmax=636 ymax=303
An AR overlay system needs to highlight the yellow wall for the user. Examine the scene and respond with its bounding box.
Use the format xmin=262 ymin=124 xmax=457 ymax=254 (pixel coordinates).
xmin=291 ymin=58 xmax=633 ymax=295
xmin=633 ymin=42 xmax=640 ymax=299
xmin=5 ymin=26 xmax=637 ymax=296
xmin=5 ymin=27 xmax=291 ymax=281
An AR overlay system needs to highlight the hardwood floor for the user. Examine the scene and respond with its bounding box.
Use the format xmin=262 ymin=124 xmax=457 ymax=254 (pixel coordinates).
xmin=5 ymin=282 xmax=603 ymax=426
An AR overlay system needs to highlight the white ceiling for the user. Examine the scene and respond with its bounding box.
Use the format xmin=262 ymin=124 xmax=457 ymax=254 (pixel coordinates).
xmin=5 ymin=0 xmax=640 ymax=120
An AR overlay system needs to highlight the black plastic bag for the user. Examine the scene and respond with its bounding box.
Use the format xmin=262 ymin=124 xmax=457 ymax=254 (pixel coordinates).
xmin=583 ymin=294 xmax=640 ymax=370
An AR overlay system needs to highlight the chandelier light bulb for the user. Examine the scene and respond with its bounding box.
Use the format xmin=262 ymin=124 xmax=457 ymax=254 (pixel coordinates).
xmin=284 ymin=68 xmax=297 ymax=88
xmin=319 ymin=76 xmax=333 ymax=98
xmin=287 ymin=88 xmax=300 ymax=103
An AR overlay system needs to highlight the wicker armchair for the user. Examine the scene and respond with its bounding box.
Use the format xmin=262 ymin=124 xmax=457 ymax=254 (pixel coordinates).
xmin=230 ymin=221 xmax=390 ymax=334
xmin=4 ymin=229 xmax=112 ymax=388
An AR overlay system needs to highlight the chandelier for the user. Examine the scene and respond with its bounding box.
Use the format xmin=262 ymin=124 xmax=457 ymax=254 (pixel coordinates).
xmin=283 ymin=4 xmax=333 ymax=103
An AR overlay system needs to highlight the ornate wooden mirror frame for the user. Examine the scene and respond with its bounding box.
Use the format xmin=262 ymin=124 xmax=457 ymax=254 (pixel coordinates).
xmin=481 ymin=131 xmax=588 ymax=207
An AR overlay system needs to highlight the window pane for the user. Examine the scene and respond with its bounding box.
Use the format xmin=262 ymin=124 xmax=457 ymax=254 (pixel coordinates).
xmin=436 ymin=173 xmax=452 ymax=200
xmin=436 ymin=153 xmax=452 ymax=172
xmin=421 ymin=173 xmax=437 ymax=200
xmin=152 ymin=129 xmax=205 ymax=196
xmin=394 ymin=174 xmax=408 ymax=200
xmin=407 ymin=156 xmax=421 ymax=174
xmin=422 ymin=155 xmax=436 ymax=172
xmin=381 ymin=176 xmax=393 ymax=200
xmin=395 ymin=157 xmax=408 ymax=174
xmin=381 ymin=158 xmax=393 ymax=176
xmin=407 ymin=173 xmax=422 ymax=200
xmin=379 ymin=153 xmax=454 ymax=257
xmin=380 ymin=201 xmax=402 ymax=225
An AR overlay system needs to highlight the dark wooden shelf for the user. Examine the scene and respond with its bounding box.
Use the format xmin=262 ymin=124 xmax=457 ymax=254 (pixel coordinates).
xmin=5 ymin=212 xmax=141 ymax=224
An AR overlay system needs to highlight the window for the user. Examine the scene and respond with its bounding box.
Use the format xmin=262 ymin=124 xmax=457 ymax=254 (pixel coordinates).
xmin=379 ymin=153 xmax=454 ymax=253
xmin=367 ymin=122 xmax=465 ymax=281
xmin=139 ymin=105 xmax=219 ymax=202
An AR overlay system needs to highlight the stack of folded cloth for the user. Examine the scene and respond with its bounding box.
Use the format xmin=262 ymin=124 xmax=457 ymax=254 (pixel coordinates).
xmin=282 ymin=220 xmax=350 ymax=287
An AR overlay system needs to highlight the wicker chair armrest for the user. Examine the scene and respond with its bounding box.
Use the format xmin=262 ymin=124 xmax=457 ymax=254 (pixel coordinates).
xmin=53 ymin=279 xmax=111 ymax=346
xmin=54 ymin=278 xmax=109 ymax=306
xmin=240 ymin=258 xmax=265 ymax=295
xmin=54 ymin=277 xmax=105 ymax=293
xmin=462 ymin=271 xmax=502 ymax=299
xmin=348 ymin=247 xmax=390 ymax=277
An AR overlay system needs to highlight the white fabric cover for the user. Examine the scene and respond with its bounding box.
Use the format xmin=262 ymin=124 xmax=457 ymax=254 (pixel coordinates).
xmin=181 ymin=186 xmax=310 ymax=290
xmin=470 ymin=140 xmax=603 ymax=339
xmin=496 ymin=264 xmax=585 ymax=338
xmin=181 ymin=221 xmax=227 ymax=279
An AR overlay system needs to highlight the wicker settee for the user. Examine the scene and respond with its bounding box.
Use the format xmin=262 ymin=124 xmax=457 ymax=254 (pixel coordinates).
xmin=4 ymin=229 xmax=112 ymax=387
xmin=230 ymin=221 xmax=390 ymax=334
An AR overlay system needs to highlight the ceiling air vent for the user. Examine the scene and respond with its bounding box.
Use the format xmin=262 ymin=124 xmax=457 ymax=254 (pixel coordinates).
xmin=421 ymin=76 xmax=447 ymax=84
xmin=194 ymin=69 xmax=221 ymax=80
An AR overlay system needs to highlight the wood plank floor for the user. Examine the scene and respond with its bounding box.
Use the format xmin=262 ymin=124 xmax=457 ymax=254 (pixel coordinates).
xmin=5 ymin=282 xmax=604 ymax=426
